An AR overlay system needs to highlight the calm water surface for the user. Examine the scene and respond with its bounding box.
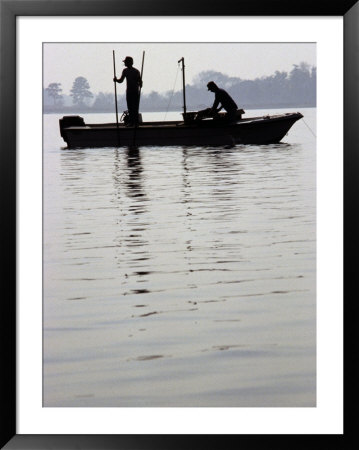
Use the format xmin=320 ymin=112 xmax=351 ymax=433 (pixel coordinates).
xmin=43 ymin=109 xmax=316 ymax=406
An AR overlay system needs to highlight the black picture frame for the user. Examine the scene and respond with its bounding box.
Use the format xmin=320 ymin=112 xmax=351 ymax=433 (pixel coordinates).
xmin=1 ymin=0 xmax=357 ymax=448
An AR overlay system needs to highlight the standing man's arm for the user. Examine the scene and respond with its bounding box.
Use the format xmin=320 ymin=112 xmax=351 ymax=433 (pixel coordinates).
xmin=114 ymin=69 xmax=126 ymax=83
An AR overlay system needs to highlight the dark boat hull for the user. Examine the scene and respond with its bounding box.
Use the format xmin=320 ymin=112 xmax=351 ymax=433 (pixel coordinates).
xmin=59 ymin=112 xmax=303 ymax=148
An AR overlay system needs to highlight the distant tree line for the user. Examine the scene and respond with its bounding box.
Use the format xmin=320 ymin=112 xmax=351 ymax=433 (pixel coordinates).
xmin=44 ymin=63 xmax=316 ymax=113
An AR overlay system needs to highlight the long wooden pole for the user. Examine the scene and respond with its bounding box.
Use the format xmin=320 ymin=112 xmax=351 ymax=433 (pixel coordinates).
xmin=178 ymin=57 xmax=187 ymax=117
xmin=132 ymin=51 xmax=145 ymax=146
xmin=138 ymin=50 xmax=145 ymax=111
xmin=112 ymin=50 xmax=119 ymax=129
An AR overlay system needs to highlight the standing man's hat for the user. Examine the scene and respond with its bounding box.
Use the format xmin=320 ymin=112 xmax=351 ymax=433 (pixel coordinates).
xmin=123 ymin=56 xmax=133 ymax=64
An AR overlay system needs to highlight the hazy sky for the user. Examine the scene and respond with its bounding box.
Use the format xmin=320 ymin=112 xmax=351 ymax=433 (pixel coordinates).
xmin=43 ymin=43 xmax=316 ymax=96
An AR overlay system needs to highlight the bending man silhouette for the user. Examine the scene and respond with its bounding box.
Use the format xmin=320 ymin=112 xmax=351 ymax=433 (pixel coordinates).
xmin=114 ymin=56 xmax=142 ymax=126
xmin=207 ymin=81 xmax=238 ymax=123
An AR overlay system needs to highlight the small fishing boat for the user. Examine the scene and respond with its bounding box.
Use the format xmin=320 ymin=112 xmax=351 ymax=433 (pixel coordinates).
xmin=59 ymin=57 xmax=303 ymax=148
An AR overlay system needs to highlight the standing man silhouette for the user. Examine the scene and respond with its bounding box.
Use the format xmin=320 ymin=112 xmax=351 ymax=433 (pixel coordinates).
xmin=114 ymin=56 xmax=142 ymax=126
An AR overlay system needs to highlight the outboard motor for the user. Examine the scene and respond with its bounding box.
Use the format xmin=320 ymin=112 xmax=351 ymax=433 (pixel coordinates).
xmin=59 ymin=116 xmax=85 ymax=138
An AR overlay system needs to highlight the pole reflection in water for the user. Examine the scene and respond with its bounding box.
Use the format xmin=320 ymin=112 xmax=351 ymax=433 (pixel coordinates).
xmin=113 ymin=146 xmax=151 ymax=296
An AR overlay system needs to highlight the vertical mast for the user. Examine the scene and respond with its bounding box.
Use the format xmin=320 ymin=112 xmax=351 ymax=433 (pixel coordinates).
xmin=178 ymin=57 xmax=187 ymax=117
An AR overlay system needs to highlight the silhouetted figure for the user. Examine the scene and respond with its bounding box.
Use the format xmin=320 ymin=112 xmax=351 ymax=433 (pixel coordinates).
xmin=207 ymin=81 xmax=238 ymax=123
xmin=114 ymin=56 xmax=142 ymax=126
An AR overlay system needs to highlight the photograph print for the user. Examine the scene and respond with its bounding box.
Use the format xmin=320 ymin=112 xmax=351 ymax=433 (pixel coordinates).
xmin=43 ymin=42 xmax=316 ymax=407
